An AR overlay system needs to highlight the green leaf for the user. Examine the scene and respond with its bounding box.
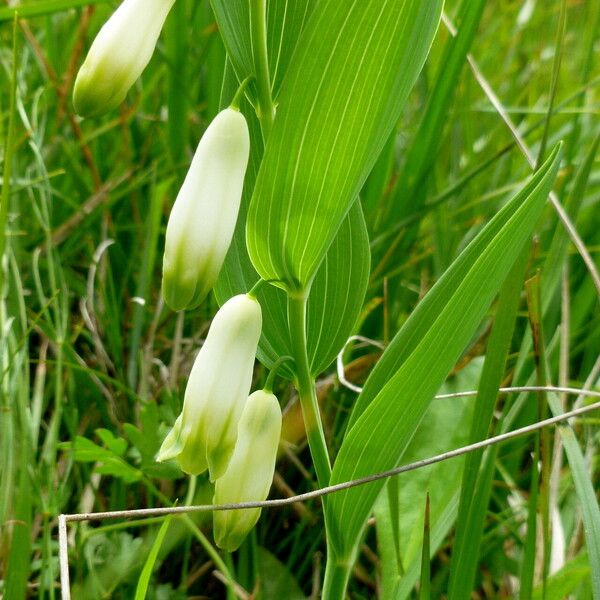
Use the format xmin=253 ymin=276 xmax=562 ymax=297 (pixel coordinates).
xmin=256 ymin=547 xmax=306 ymax=600
xmin=134 ymin=516 xmax=173 ymax=600
xmin=419 ymin=495 xmax=431 ymax=600
xmin=246 ymin=0 xmax=443 ymax=292
xmin=0 ymin=0 xmax=108 ymax=22
xmin=532 ymin=553 xmax=591 ymax=600
xmin=71 ymin=436 xmax=141 ymax=484
xmin=95 ymin=428 xmax=127 ymax=457
xmin=547 ymin=395 xmax=600 ymax=600
xmin=375 ymin=359 xmax=482 ymax=598
xmin=447 ymin=248 xmax=530 ymax=599
xmin=306 ymin=201 xmax=370 ymax=376
xmin=325 ymin=145 xmax=562 ymax=561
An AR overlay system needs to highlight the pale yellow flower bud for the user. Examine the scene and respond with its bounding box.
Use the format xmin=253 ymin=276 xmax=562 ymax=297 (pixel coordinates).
xmin=156 ymin=294 xmax=262 ymax=480
xmin=73 ymin=0 xmax=175 ymax=117
xmin=162 ymin=108 xmax=250 ymax=311
xmin=213 ymin=389 xmax=282 ymax=551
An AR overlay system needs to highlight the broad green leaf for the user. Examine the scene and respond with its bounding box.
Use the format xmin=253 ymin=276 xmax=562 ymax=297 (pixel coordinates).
xmin=531 ymin=553 xmax=591 ymax=600
xmin=213 ymin=3 xmax=370 ymax=377
xmin=70 ymin=436 xmax=142 ymax=484
xmin=306 ymin=201 xmax=370 ymax=376
xmin=247 ymin=0 xmax=443 ymax=292
xmin=256 ymin=547 xmax=306 ymax=600
xmin=325 ymin=145 xmax=562 ymax=561
xmin=348 ymin=154 xmax=559 ymax=432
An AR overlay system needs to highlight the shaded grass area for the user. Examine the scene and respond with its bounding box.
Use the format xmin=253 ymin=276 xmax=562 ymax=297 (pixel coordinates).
xmin=1 ymin=0 xmax=599 ymax=598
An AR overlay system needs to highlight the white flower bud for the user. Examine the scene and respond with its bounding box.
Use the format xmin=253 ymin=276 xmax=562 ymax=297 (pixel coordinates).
xmin=162 ymin=108 xmax=250 ymax=311
xmin=73 ymin=0 xmax=175 ymax=117
xmin=213 ymin=389 xmax=282 ymax=552
xmin=156 ymin=294 xmax=262 ymax=480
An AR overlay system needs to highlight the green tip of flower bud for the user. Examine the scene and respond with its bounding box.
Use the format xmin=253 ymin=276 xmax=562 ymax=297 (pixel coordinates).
xmin=161 ymin=259 xmax=207 ymax=312
xmin=73 ymin=64 xmax=127 ymax=118
xmin=213 ymin=389 xmax=282 ymax=551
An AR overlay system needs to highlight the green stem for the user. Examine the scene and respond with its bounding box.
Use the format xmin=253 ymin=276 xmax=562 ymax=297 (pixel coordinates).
xmin=322 ymin=557 xmax=352 ymax=600
xmin=230 ymin=76 xmax=253 ymax=111
xmin=264 ymin=355 xmax=294 ymax=392
xmin=250 ymin=0 xmax=275 ymax=139
xmin=287 ymin=293 xmax=331 ymax=488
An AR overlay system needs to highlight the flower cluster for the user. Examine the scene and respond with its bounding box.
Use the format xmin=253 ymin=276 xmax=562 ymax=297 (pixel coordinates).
xmin=73 ymin=0 xmax=282 ymax=551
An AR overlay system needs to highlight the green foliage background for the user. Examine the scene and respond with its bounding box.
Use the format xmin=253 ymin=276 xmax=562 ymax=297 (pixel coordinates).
xmin=0 ymin=0 xmax=599 ymax=598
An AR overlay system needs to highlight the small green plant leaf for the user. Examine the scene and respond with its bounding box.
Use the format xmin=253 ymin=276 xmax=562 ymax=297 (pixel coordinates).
xmin=71 ymin=436 xmax=142 ymax=484
xmin=134 ymin=516 xmax=173 ymax=600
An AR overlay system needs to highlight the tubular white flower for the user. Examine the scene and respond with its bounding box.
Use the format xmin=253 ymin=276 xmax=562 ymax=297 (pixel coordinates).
xmin=162 ymin=108 xmax=250 ymax=311
xmin=73 ymin=0 xmax=175 ymax=117
xmin=156 ymin=294 xmax=262 ymax=480
xmin=213 ymin=389 xmax=282 ymax=552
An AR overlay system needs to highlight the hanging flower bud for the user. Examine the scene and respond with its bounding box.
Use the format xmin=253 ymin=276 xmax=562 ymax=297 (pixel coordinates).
xmin=213 ymin=389 xmax=282 ymax=552
xmin=162 ymin=108 xmax=250 ymax=311
xmin=156 ymin=294 xmax=262 ymax=480
xmin=73 ymin=0 xmax=176 ymax=117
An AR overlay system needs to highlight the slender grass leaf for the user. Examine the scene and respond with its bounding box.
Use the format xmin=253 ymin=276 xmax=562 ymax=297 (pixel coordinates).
xmin=543 ymin=132 xmax=600 ymax=303
xmin=0 ymin=0 xmax=108 ymax=21
xmin=134 ymin=516 xmax=173 ymax=600
xmin=547 ymin=394 xmax=600 ymax=600
xmin=246 ymin=0 xmax=443 ymax=292
xmin=395 ymin=493 xmax=460 ymax=600
xmin=520 ymin=438 xmax=540 ymax=600
xmin=419 ymin=495 xmax=431 ymax=600
xmin=326 ymin=145 xmax=562 ymax=561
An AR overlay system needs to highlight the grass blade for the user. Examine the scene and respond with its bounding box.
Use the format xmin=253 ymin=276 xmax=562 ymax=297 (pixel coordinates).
xmin=134 ymin=515 xmax=174 ymax=600
xmin=418 ymin=495 xmax=431 ymax=600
